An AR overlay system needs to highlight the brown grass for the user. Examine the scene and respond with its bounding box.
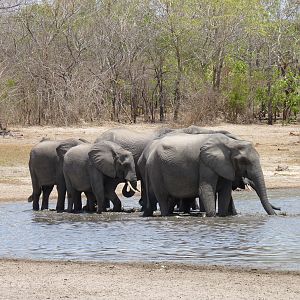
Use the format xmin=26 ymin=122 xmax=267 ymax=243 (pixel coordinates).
xmin=0 ymin=178 xmax=22 ymax=185
xmin=0 ymin=144 xmax=32 ymax=166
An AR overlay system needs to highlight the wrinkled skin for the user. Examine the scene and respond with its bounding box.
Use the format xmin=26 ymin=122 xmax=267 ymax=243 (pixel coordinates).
xmin=138 ymin=133 xmax=277 ymax=217
xmin=62 ymin=141 xmax=137 ymax=213
xmin=28 ymin=138 xmax=88 ymax=211
xmin=96 ymin=126 xmax=242 ymax=211
xmin=95 ymin=127 xmax=174 ymax=209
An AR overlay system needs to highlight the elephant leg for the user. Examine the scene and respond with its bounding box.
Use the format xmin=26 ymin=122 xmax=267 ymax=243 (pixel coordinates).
xmin=140 ymin=179 xmax=158 ymax=215
xmin=104 ymin=180 xmax=121 ymax=212
xmin=158 ymin=196 xmax=169 ymax=216
xmin=64 ymin=175 xmax=75 ymax=213
xmin=84 ymin=192 xmax=96 ymax=213
xmin=151 ymin=185 xmax=169 ymax=216
xmin=108 ymin=193 xmax=122 ymax=212
xmin=218 ymin=183 xmax=232 ymax=217
xmin=199 ymin=184 xmax=217 ymax=217
xmin=41 ymin=185 xmax=54 ymax=210
xmin=139 ymin=180 xmax=147 ymax=211
xmin=168 ymin=197 xmax=178 ymax=214
xmin=66 ymin=191 xmax=73 ymax=213
xmin=72 ymin=191 xmax=82 ymax=213
xmin=199 ymin=199 xmax=205 ymax=212
xmin=228 ymin=196 xmax=237 ymax=216
xmin=32 ymin=189 xmax=41 ymax=211
xmin=56 ymin=182 xmax=67 ymax=213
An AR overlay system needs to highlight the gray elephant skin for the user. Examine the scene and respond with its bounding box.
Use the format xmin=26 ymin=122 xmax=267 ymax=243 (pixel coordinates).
xmin=95 ymin=127 xmax=174 ymax=208
xmin=138 ymin=133 xmax=276 ymax=217
xmin=62 ymin=141 xmax=138 ymax=213
xmin=95 ymin=126 xmax=239 ymax=210
xmin=28 ymin=138 xmax=87 ymax=211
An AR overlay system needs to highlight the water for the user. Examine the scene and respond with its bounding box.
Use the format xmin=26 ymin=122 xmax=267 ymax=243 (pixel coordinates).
xmin=0 ymin=189 xmax=300 ymax=271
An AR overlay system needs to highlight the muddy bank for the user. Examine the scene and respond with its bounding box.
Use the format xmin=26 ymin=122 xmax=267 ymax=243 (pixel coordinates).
xmin=0 ymin=259 xmax=299 ymax=300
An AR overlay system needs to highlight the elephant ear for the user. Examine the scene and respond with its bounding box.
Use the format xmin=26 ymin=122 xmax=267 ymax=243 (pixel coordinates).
xmin=200 ymin=136 xmax=235 ymax=181
xmin=88 ymin=142 xmax=117 ymax=178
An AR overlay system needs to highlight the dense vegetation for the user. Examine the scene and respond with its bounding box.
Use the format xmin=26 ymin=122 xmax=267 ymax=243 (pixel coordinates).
xmin=0 ymin=0 xmax=299 ymax=126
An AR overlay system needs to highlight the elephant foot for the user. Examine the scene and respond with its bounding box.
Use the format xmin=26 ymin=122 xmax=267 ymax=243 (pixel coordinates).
xmin=56 ymin=205 xmax=65 ymax=213
xmin=82 ymin=205 xmax=96 ymax=213
xmin=206 ymin=211 xmax=217 ymax=217
xmin=112 ymin=207 xmax=123 ymax=212
xmin=142 ymin=209 xmax=153 ymax=217
xmin=32 ymin=204 xmax=39 ymax=211
xmin=122 ymin=208 xmax=136 ymax=213
xmin=41 ymin=206 xmax=49 ymax=210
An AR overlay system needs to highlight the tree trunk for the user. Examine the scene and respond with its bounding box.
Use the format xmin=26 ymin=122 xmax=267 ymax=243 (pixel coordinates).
xmin=267 ymin=79 xmax=273 ymax=125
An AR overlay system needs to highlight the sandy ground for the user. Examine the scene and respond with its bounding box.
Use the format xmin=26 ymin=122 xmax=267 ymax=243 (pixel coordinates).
xmin=0 ymin=259 xmax=299 ymax=300
xmin=1 ymin=123 xmax=300 ymax=299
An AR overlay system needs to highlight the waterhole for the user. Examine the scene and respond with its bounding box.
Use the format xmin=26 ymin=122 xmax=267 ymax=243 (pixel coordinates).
xmin=1 ymin=188 xmax=299 ymax=271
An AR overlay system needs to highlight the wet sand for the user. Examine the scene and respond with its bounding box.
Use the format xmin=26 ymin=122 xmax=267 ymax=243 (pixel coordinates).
xmin=0 ymin=259 xmax=299 ymax=300
xmin=1 ymin=123 xmax=300 ymax=299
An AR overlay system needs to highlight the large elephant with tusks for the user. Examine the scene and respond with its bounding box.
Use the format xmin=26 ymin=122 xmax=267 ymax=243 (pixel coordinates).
xmin=138 ymin=133 xmax=278 ymax=217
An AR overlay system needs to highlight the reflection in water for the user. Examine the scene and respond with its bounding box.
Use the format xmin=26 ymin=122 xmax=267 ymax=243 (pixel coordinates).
xmin=0 ymin=189 xmax=299 ymax=271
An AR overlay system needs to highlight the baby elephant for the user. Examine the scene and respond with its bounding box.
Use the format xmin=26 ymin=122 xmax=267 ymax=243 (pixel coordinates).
xmin=61 ymin=141 xmax=138 ymax=213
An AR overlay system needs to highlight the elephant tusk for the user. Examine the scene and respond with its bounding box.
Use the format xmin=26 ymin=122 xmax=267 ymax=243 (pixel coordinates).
xmin=126 ymin=181 xmax=140 ymax=193
xmin=246 ymin=184 xmax=253 ymax=191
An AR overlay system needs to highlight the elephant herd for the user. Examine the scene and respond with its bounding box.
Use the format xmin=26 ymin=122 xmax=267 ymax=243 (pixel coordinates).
xmin=28 ymin=126 xmax=280 ymax=217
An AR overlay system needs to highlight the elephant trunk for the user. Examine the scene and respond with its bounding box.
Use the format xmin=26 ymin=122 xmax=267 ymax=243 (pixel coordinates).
xmin=248 ymin=166 xmax=276 ymax=215
xmin=122 ymin=180 xmax=139 ymax=198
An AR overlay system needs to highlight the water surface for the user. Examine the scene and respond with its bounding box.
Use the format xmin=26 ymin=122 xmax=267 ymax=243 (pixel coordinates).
xmin=0 ymin=189 xmax=299 ymax=271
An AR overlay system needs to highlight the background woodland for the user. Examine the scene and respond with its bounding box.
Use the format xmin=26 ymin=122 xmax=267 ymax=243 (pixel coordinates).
xmin=0 ymin=0 xmax=299 ymax=126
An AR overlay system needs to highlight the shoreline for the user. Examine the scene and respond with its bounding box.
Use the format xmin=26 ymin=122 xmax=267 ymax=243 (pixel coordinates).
xmin=1 ymin=259 xmax=299 ymax=299
xmin=1 ymin=258 xmax=300 ymax=275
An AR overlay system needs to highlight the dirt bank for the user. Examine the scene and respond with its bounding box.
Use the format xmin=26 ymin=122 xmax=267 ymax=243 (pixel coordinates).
xmin=0 ymin=259 xmax=299 ymax=300
xmin=0 ymin=123 xmax=299 ymax=202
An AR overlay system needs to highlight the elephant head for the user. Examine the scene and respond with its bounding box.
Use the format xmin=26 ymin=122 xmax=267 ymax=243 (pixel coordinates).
xmin=88 ymin=141 xmax=138 ymax=193
xmin=200 ymin=134 xmax=276 ymax=215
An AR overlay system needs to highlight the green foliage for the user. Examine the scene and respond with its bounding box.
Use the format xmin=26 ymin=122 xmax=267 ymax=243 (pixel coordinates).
xmin=0 ymin=0 xmax=299 ymax=125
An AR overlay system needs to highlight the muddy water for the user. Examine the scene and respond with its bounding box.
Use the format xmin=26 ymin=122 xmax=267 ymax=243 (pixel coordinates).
xmin=0 ymin=189 xmax=299 ymax=271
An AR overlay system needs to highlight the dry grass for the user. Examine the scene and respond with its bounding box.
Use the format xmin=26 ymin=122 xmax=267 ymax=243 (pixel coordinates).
xmin=0 ymin=144 xmax=32 ymax=166
xmin=0 ymin=178 xmax=22 ymax=185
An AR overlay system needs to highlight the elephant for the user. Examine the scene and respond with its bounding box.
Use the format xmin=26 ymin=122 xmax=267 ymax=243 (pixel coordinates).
xmin=96 ymin=125 xmax=240 ymax=211
xmin=62 ymin=141 xmax=138 ymax=213
xmin=173 ymin=125 xmax=240 ymax=140
xmin=95 ymin=127 xmax=174 ymax=209
xmin=138 ymin=132 xmax=277 ymax=217
xmin=28 ymin=138 xmax=88 ymax=211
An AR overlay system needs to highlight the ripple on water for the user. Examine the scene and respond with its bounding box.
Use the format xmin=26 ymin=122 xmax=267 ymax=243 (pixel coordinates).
xmin=0 ymin=188 xmax=300 ymax=271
